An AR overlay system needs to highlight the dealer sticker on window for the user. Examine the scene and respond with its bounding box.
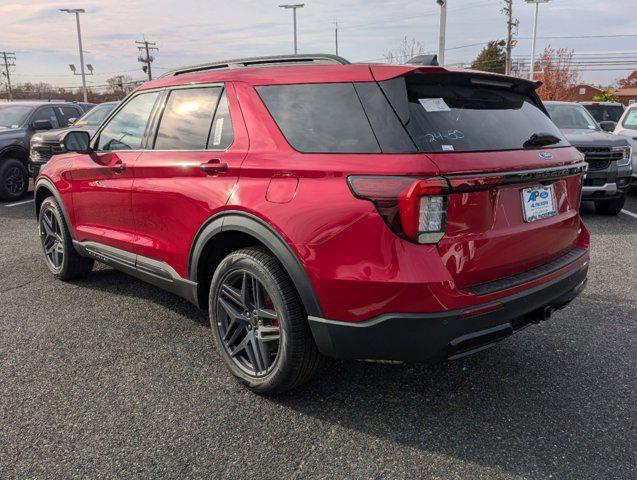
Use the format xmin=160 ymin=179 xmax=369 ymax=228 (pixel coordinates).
xmin=521 ymin=185 xmax=557 ymax=222
xmin=419 ymin=98 xmax=450 ymax=112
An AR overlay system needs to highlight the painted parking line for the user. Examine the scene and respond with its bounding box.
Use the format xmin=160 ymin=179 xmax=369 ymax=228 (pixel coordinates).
xmin=4 ymin=199 xmax=34 ymax=208
xmin=621 ymin=209 xmax=637 ymax=219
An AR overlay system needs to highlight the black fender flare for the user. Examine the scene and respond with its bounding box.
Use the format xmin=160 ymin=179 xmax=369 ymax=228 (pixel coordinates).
xmin=188 ymin=211 xmax=324 ymax=318
xmin=0 ymin=144 xmax=29 ymax=164
xmin=34 ymin=177 xmax=74 ymax=238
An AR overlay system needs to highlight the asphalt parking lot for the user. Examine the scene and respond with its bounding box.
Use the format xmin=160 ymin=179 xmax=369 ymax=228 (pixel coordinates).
xmin=0 ymin=193 xmax=635 ymax=480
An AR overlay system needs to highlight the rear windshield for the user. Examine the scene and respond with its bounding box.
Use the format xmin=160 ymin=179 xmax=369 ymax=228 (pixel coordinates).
xmin=257 ymin=74 xmax=567 ymax=154
xmin=583 ymin=104 xmax=624 ymax=123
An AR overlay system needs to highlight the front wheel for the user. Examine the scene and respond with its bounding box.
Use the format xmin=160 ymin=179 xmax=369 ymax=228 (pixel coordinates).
xmin=594 ymin=192 xmax=626 ymax=215
xmin=209 ymin=247 xmax=321 ymax=394
xmin=39 ymin=197 xmax=94 ymax=280
xmin=0 ymin=158 xmax=29 ymax=201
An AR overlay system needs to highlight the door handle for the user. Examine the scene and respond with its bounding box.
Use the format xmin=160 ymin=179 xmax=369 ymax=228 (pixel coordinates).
xmin=109 ymin=161 xmax=126 ymax=173
xmin=200 ymin=159 xmax=228 ymax=175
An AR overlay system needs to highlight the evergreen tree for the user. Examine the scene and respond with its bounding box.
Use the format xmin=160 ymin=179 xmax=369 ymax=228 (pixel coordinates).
xmin=470 ymin=41 xmax=506 ymax=74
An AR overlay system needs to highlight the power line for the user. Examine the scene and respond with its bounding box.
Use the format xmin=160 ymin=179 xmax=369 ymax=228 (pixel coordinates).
xmin=1 ymin=51 xmax=16 ymax=100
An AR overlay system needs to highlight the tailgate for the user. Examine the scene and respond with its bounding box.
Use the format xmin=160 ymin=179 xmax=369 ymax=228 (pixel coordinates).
xmin=430 ymin=149 xmax=586 ymax=289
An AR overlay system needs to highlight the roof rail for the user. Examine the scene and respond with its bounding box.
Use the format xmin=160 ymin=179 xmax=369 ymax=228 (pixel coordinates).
xmin=160 ymin=54 xmax=351 ymax=77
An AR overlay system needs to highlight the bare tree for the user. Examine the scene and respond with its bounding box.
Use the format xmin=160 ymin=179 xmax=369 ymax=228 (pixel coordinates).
xmin=384 ymin=36 xmax=426 ymax=64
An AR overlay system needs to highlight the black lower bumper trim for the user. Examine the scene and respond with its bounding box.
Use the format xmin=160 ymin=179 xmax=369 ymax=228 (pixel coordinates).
xmin=308 ymin=261 xmax=588 ymax=363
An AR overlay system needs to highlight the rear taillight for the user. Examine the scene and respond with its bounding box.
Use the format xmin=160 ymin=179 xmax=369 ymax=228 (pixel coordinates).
xmin=347 ymin=176 xmax=449 ymax=244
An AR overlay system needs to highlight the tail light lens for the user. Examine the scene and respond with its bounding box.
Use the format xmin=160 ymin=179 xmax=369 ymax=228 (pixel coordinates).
xmin=347 ymin=176 xmax=449 ymax=244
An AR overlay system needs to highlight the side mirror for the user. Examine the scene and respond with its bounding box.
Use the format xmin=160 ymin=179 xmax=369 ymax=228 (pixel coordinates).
xmin=32 ymin=119 xmax=53 ymax=131
xmin=62 ymin=130 xmax=92 ymax=153
xmin=599 ymin=120 xmax=616 ymax=132
xmin=67 ymin=117 xmax=78 ymax=125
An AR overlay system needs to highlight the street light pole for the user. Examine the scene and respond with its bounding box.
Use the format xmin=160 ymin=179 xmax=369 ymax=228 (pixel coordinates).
xmin=526 ymin=0 xmax=550 ymax=80
xmin=436 ymin=0 xmax=447 ymax=66
xmin=60 ymin=8 xmax=88 ymax=103
xmin=279 ymin=4 xmax=305 ymax=55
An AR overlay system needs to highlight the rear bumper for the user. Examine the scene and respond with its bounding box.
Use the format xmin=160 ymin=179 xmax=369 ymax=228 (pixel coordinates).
xmin=308 ymin=260 xmax=588 ymax=363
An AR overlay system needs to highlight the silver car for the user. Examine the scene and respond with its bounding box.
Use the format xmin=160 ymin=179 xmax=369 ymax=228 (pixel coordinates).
xmin=613 ymin=104 xmax=637 ymax=186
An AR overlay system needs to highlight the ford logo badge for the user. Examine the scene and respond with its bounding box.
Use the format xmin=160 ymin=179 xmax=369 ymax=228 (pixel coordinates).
xmin=539 ymin=152 xmax=553 ymax=160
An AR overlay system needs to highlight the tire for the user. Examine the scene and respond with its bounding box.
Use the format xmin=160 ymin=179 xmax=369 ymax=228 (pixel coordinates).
xmin=0 ymin=158 xmax=28 ymax=201
xmin=209 ymin=247 xmax=321 ymax=394
xmin=594 ymin=193 xmax=626 ymax=215
xmin=39 ymin=197 xmax=94 ymax=280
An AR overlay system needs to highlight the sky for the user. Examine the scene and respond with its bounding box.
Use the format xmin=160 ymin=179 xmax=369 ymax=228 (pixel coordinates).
xmin=1 ymin=0 xmax=636 ymax=91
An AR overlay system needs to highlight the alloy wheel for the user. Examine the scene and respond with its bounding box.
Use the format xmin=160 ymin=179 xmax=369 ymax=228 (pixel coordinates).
xmin=5 ymin=166 xmax=25 ymax=195
xmin=215 ymin=270 xmax=281 ymax=377
xmin=40 ymin=209 xmax=64 ymax=269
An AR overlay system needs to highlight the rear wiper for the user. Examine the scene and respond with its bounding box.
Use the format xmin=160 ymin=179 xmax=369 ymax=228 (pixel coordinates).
xmin=523 ymin=132 xmax=561 ymax=148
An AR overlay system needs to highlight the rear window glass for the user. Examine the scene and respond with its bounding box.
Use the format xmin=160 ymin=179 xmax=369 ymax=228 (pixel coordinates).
xmin=395 ymin=75 xmax=568 ymax=153
xmin=257 ymin=75 xmax=567 ymax=154
xmin=257 ymin=83 xmax=381 ymax=153
xmin=583 ymin=105 xmax=624 ymax=123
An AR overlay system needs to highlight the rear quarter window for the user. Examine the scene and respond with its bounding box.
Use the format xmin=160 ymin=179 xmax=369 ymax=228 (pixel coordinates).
xmin=256 ymin=83 xmax=381 ymax=153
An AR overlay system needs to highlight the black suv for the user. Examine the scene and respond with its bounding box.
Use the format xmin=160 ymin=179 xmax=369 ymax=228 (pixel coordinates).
xmin=29 ymin=101 xmax=118 ymax=179
xmin=545 ymin=101 xmax=632 ymax=215
xmin=0 ymin=101 xmax=85 ymax=201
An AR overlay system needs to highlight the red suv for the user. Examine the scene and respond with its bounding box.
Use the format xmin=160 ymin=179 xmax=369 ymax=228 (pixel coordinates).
xmin=34 ymin=55 xmax=590 ymax=394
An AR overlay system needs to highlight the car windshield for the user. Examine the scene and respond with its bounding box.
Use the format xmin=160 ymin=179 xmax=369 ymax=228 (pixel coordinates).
xmin=74 ymin=102 xmax=117 ymax=126
xmin=0 ymin=105 xmax=34 ymax=128
xmin=546 ymin=103 xmax=599 ymax=131
xmin=583 ymin=104 xmax=624 ymax=123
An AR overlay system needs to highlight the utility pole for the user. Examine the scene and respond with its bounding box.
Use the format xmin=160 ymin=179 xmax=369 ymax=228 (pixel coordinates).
xmin=502 ymin=0 xmax=518 ymax=75
xmin=60 ymin=8 xmax=88 ymax=102
xmin=436 ymin=0 xmax=447 ymax=66
xmin=526 ymin=0 xmax=550 ymax=80
xmin=1 ymin=52 xmax=15 ymax=101
xmin=334 ymin=19 xmax=339 ymax=56
xmin=136 ymin=40 xmax=158 ymax=81
xmin=279 ymin=4 xmax=304 ymax=54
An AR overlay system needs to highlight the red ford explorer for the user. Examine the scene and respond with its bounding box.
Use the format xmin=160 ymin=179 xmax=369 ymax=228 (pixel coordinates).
xmin=34 ymin=55 xmax=589 ymax=394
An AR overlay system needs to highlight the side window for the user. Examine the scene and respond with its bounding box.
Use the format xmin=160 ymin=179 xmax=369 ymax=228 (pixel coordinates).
xmin=207 ymin=90 xmax=234 ymax=149
xmin=256 ymin=83 xmax=380 ymax=153
xmin=154 ymin=87 xmax=221 ymax=150
xmin=97 ymin=92 xmax=159 ymax=151
xmin=32 ymin=107 xmax=60 ymax=128
xmin=622 ymin=108 xmax=637 ymax=130
xmin=58 ymin=106 xmax=81 ymax=126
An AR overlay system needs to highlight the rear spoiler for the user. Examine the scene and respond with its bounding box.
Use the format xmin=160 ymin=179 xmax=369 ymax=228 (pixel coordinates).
xmin=369 ymin=65 xmax=547 ymax=114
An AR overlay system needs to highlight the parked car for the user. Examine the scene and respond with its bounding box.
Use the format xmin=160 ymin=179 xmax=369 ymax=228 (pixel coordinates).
xmin=580 ymin=101 xmax=624 ymax=132
xmin=0 ymin=101 xmax=84 ymax=200
xmin=76 ymin=102 xmax=96 ymax=113
xmin=545 ymin=101 xmax=632 ymax=214
xmin=613 ymin=103 xmax=637 ymax=187
xmin=29 ymin=101 xmax=119 ymax=178
xmin=34 ymin=55 xmax=590 ymax=394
